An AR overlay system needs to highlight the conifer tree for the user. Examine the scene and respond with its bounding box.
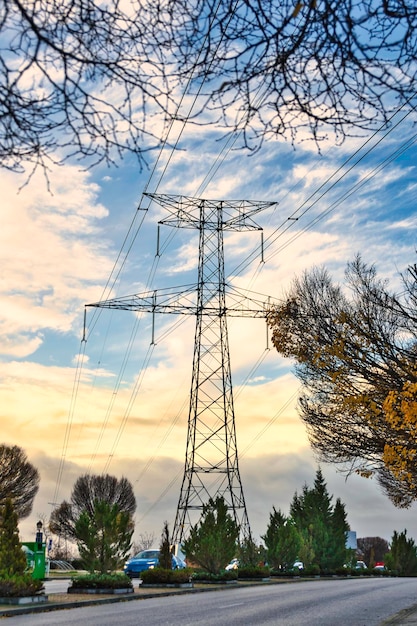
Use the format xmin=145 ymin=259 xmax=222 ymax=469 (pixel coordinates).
xmin=159 ymin=521 xmax=172 ymax=570
xmin=0 ymin=499 xmax=27 ymax=576
xmin=262 ymin=507 xmax=301 ymax=570
xmin=74 ymin=500 xmax=133 ymax=574
xmin=290 ymin=469 xmax=349 ymax=571
xmin=330 ymin=498 xmax=350 ymax=570
xmin=182 ymin=496 xmax=239 ymax=574
xmin=385 ymin=530 xmax=417 ymax=576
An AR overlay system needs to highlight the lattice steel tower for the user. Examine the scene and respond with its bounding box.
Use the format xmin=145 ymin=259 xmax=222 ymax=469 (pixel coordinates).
xmin=88 ymin=194 xmax=277 ymax=544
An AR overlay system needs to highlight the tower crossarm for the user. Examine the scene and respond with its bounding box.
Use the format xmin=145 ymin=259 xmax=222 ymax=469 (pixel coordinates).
xmin=145 ymin=193 xmax=277 ymax=231
xmin=87 ymin=285 xmax=278 ymax=319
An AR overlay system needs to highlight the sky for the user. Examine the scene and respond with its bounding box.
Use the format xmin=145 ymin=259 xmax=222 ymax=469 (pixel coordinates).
xmin=2 ymin=94 xmax=417 ymax=552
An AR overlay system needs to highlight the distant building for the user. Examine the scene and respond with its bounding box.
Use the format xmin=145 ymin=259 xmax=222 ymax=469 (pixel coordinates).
xmin=346 ymin=531 xmax=357 ymax=550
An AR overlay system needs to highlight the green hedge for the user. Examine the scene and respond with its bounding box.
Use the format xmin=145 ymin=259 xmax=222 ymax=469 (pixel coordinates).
xmin=192 ymin=570 xmax=238 ymax=582
xmin=0 ymin=574 xmax=44 ymax=597
xmin=140 ymin=568 xmax=194 ymax=584
xmin=70 ymin=573 xmax=133 ymax=589
xmin=238 ymin=566 xmax=270 ymax=579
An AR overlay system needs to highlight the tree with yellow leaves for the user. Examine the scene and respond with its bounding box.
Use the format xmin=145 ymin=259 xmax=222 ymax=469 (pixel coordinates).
xmin=267 ymin=255 xmax=417 ymax=506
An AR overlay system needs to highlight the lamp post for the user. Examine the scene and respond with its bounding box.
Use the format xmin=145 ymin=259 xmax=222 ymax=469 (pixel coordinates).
xmin=35 ymin=521 xmax=43 ymax=549
xmin=31 ymin=520 xmax=46 ymax=580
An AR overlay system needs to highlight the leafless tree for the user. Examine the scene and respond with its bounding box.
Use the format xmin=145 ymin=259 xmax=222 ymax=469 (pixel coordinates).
xmin=0 ymin=444 xmax=39 ymax=519
xmin=131 ymin=531 xmax=156 ymax=555
xmin=1 ymin=0 xmax=172 ymax=174
xmin=2 ymin=1 xmax=417 ymax=174
xmin=357 ymin=536 xmax=389 ymax=566
xmin=164 ymin=0 xmax=417 ymax=149
xmin=49 ymin=473 xmax=136 ymax=540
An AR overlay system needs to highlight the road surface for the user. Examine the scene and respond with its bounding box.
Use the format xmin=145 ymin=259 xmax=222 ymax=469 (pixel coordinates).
xmin=6 ymin=577 xmax=417 ymax=625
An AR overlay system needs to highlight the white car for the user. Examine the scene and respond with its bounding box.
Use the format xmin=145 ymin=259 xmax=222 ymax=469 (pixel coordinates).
xmin=225 ymin=558 xmax=239 ymax=570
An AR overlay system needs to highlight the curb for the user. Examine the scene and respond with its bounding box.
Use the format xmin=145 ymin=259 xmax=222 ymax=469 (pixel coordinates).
xmin=380 ymin=602 xmax=417 ymax=625
xmin=0 ymin=582 xmax=257 ymax=618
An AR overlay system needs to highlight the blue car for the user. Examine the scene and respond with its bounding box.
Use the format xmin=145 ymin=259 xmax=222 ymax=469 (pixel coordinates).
xmin=123 ymin=549 xmax=186 ymax=578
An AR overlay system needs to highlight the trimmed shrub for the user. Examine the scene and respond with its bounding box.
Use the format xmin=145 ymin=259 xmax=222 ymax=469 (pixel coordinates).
xmin=304 ymin=564 xmax=320 ymax=577
xmin=0 ymin=574 xmax=44 ymax=597
xmin=270 ymin=568 xmax=297 ymax=577
xmin=192 ymin=570 xmax=238 ymax=582
xmin=140 ymin=568 xmax=193 ymax=585
xmin=69 ymin=572 xmax=133 ymax=590
xmin=238 ymin=566 xmax=270 ymax=579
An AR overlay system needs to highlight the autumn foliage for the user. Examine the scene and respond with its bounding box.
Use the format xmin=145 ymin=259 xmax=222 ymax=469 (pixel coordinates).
xmin=267 ymin=256 xmax=417 ymax=506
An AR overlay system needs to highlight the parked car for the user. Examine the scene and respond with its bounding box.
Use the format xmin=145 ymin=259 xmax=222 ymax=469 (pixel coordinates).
xmin=124 ymin=549 xmax=186 ymax=578
xmin=373 ymin=562 xmax=385 ymax=571
xmin=355 ymin=560 xmax=367 ymax=569
xmin=225 ymin=558 xmax=239 ymax=570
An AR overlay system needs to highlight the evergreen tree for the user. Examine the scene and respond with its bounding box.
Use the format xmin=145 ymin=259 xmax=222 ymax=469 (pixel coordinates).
xmin=50 ymin=473 xmax=136 ymax=570
xmin=182 ymin=496 xmax=239 ymax=574
xmin=74 ymin=500 xmax=133 ymax=574
xmin=238 ymin=536 xmax=263 ymax=568
xmin=0 ymin=499 xmax=27 ymax=576
xmin=159 ymin=521 xmax=172 ymax=570
xmin=329 ymin=498 xmax=350 ymax=570
xmin=262 ymin=507 xmax=301 ymax=571
xmin=290 ymin=469 xmax=349 ymax=571
xmin=385 ymin=530 xmax=417 ymax=575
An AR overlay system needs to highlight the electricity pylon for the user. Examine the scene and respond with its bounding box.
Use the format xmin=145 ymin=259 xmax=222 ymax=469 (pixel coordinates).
xmin=88 ymin=194 xmax=277 ymax=544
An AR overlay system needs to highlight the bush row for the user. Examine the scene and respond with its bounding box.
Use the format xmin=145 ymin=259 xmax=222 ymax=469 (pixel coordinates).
xmin=0 ymin=574 xmax=44 ymax=597
xmin=70 ymin=572 xmax=133 ymax=589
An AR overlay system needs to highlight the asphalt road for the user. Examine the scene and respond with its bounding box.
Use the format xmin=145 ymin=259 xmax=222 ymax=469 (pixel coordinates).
xmin=6 ymin=577 xmax=417 ymax=625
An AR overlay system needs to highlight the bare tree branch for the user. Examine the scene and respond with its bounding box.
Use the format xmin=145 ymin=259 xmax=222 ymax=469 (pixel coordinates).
xmin=1 ymin=1 xmax=417 ymax=174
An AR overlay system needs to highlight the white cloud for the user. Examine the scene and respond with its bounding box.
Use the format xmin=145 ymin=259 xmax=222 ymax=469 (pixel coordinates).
xmin=0 ymin=165 xmax=113 ymax=356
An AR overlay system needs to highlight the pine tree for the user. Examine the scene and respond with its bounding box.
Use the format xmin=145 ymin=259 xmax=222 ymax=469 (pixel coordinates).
xmin=262 ymin=507 xmax=301 ymax=570
xmin=290 ymin=469 xmax=349 ymax=571
xmin=0 ymin=499 xmax=27 ymax=576
xmin=159 ymin=521 xmax=172 ymax=570
xmin=385 ymin=530 xmax=417 ymax=575
xmin=329 ymin=498 xmax=350 ymax=569
xmin=74 ymin=500 xmax=134 ymax=574
xmin=182 ymin=496 xmax=239 ymax=574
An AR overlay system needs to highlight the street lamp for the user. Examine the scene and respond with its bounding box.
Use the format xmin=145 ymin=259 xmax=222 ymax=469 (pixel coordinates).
xmin=36 ymin=520 xmax=43 ymax=549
